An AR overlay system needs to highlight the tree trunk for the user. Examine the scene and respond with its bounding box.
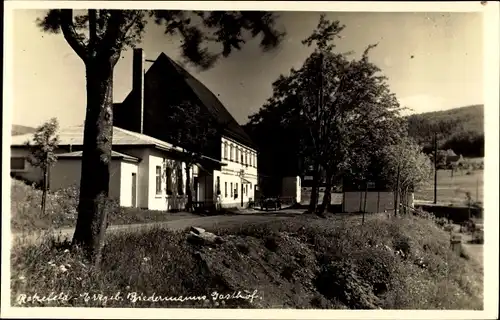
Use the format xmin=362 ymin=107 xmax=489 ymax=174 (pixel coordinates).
xmin=185 ymin=164 xmax=192 ymax=212
xmin=41 ymin=167 xmax=48 ymax=216
xmin=308 ymin=161 xmax=320 ymax=213
xmin=72 ymin=56 xmax=116 ymax=263
xmin=319 ymin=169 xmax=333 ymax=215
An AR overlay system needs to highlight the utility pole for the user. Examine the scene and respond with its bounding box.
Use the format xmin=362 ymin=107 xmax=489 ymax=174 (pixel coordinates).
xmin=433 ymin=131 xmax=438 ymax=204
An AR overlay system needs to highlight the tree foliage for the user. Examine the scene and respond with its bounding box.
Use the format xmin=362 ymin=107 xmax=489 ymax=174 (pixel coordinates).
xmin=164 ymin=100 xmax=220 ymax=210
xmin=26 ymin=118 xmax=60 ymax=171
xmin=37 ymin=10 xmax=284 ymax=70
xmin=247 ymin=15 xmax=405 ymax=213
xmin=25 ymin=118 xmax=60 ymax=215
xmin=380 ymin=137 xmax=433 ymax=214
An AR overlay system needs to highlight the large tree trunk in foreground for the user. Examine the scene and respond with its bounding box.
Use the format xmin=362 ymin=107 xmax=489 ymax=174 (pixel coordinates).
xmin=72 ymin=56 xmax=116 ymax=263
xmin=307 ymin=162 xmax=320 ymax=213
xmin=319 ymin=169 xmax=334 ymax=215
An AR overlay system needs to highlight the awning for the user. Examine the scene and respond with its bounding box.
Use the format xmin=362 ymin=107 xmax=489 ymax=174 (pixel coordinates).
xmin=196 ymin=162 xmax=213 ymax=176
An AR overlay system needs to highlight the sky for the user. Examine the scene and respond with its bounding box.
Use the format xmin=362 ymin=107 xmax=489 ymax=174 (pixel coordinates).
xmin=11 ymin=10 xmax=484 ymax=128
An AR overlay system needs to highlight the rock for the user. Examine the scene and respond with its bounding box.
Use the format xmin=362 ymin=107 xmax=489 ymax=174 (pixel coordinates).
xmin=190 ymin=226 xmax=206 ymax=235
xmin=187 ymin=230 xmax=224 ymax=246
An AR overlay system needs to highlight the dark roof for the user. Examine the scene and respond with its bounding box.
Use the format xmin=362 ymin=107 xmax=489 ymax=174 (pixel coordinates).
xmin=135 ymin=52 xmax=256 ymax=149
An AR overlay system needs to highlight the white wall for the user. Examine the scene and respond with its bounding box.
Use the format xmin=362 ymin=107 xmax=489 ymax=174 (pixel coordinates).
xmin=146 ymin=148 xmax=193 ymax=211
xmin=219 ymin=136 xmax=258 ymax=207
xmin=343 ymin=191 xmax=414 ymax=213
xmin=119 ymin=147 xmax=150 ymax=208
xmin=119 ymin=161 xmax=139 ymax=207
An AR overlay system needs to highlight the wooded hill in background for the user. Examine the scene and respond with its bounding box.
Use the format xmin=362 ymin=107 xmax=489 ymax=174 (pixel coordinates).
xmin=12 ymin=125 xmax=36 ymax=136
xmin=406 ymin=104 xmax=484 ymax=158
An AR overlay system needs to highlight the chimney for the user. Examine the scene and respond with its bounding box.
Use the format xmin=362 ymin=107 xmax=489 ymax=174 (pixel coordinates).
xmin=132 ymin=48 xmax=145 ymax=133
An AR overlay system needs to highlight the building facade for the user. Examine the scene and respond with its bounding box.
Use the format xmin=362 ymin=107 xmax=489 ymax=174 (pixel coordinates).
xmin=113 ymin=48 xmax=259 ymax=209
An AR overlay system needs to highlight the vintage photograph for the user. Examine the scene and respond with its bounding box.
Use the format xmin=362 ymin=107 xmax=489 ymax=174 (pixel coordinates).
xmin=2 ymin=1 xmax=498 ymax=318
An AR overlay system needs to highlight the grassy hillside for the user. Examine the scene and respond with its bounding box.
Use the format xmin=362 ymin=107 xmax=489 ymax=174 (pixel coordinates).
xmin=11 ymin=213 xmax=482 ymax=309
xmin=407 ymin=105 xmax=484 ymax=157
xmin=11 ymin=124 xmax=35 ymax=136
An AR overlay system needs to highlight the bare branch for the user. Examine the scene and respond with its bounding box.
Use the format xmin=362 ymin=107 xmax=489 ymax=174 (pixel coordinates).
xmin=60 ymin=10 xmax=88 ymax=61
xmin=97 ymin=10 xmax=141 ymax=58
xmin=88 ymin=9 xmax=98 ymax=52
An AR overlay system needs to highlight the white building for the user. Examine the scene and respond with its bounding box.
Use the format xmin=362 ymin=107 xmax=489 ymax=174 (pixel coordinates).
xmin=10 ymin=49 xmax=259 ymax=211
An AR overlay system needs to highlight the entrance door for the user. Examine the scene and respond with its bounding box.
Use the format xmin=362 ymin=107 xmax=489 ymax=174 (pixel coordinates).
xmin=131 ymin=172 xmax=137 ymax=207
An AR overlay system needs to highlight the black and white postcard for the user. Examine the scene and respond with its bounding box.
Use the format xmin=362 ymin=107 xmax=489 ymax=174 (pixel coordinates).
xmin=2 ymin=1 xmax=499 ymax=319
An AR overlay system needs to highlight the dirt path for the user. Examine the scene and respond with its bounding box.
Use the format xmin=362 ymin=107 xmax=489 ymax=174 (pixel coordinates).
xmin=11 ymin=213 xmax=297 ymax=246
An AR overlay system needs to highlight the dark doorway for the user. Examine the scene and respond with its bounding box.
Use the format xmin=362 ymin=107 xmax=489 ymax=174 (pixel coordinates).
xmin=131 ymin=172 xmax=137 ymax=207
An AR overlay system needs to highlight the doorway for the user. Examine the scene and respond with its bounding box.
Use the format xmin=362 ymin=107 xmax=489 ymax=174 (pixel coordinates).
xmin=131 ymin=172 xmax=137 ymax=207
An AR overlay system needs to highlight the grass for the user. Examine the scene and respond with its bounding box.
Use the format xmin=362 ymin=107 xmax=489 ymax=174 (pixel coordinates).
xmin=10 ymin=213 xmax=483 ymax=309
xmin=415 ymin=169 xmax=483 ymax=206
xmin=10 ymin=178 xmax=197 ymax=233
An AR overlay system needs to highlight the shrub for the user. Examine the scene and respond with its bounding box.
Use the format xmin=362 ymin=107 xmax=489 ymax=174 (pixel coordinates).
xmin=435 ymin=217 xmax=448 ymax=228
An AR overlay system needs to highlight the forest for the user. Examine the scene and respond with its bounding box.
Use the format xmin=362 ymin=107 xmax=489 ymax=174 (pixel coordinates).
xmin=406 ymin=104 xmax=484 ymax=158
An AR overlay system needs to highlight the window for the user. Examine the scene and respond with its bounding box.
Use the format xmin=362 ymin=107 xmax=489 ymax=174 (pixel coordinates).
xmin=235 ymin=148 xmax=239 ymax=163
xmin=223 ymin=142 xmax=228 ymax=159
xmin=250 ymin=183 xmax=252 ymax=190
xmin=155 ymin=166 xmax=162 ymax=195
xmin=235 ymin=183 xmax=238 ymax=197
xmin=249 ymin=153 xmax=252 ymax=167
xmin=177 ymin=168 xmax=184 ymax=195
xmin=166 ymin=167 xmax=173 ymax=195
xmin=225 ymin=182 xmax=228 ymax=198
xmin=244 ymin=151 xmax=247 ymax=166
xmin=11 ymin=157 xmax=26 ymax=171
xmin=230 ymin=145 xmax=234 ymax=161
xmin=230 ymin=182 xmax=233 ymax=197
xmin=240 ymin=151 xmax=243 ymax=164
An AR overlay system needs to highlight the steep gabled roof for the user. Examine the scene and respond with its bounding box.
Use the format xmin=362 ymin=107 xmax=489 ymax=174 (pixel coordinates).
xmin=121 ymin=52 xmax=256 ymax=149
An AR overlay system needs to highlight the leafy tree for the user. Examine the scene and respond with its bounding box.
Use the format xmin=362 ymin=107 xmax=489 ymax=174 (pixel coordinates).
xmin=163 ymin=100 xmax=219 ymax=211
xmin=256 ymin=15 xmax=405 ymax=214
xmin=245 ymin=93 xmax=303 ymax=196
xmin=25 ymin=118 xmax=60 ymax=216
xmin=37 ymin=9 xmax=285 ymax=261
xmin=380 ymin=137 xmax=433 ymax=216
